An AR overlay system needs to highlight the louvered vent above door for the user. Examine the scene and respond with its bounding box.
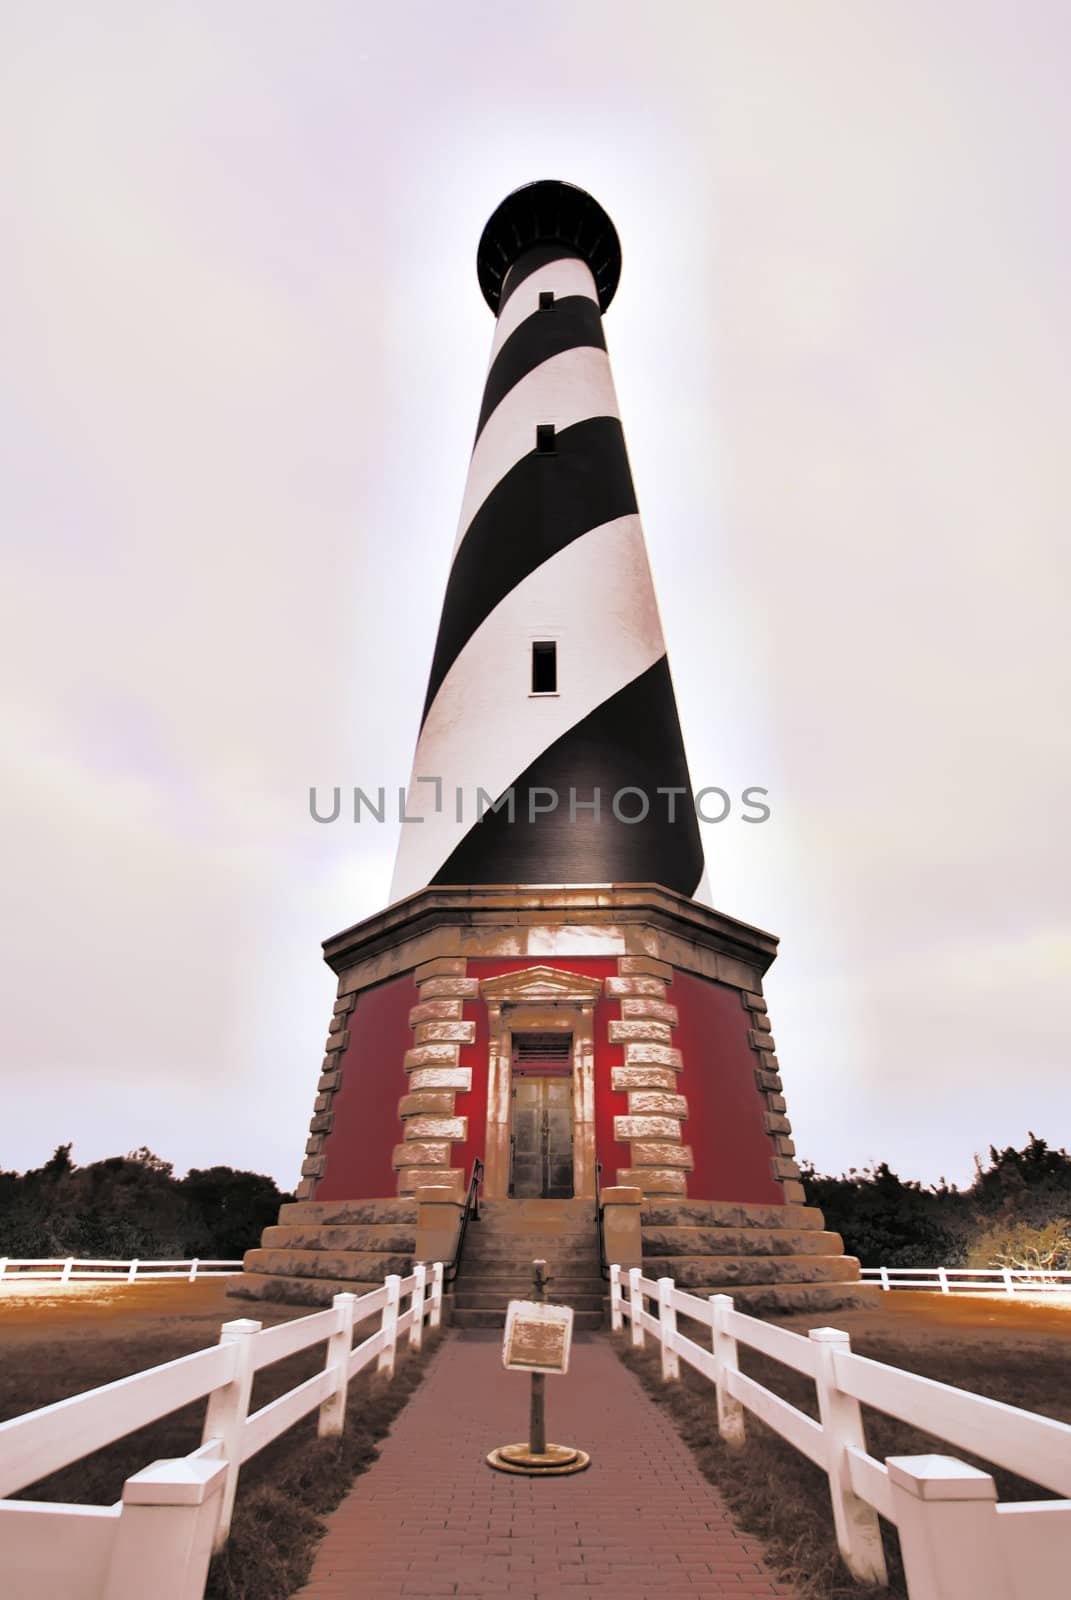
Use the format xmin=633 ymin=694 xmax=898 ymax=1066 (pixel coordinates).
xmin=512 ymin=1032 xmax=572 ymax=1073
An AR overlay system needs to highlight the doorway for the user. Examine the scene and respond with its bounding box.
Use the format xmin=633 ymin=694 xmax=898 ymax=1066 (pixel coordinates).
xmin=509 ymin=1032 xmax=574 ymax=1199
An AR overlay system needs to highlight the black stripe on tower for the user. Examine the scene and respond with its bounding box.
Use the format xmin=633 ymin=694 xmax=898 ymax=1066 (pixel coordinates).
xmin=476 ymin=296 xmax=606 ymax=437
xmin=421 ymin=415 xmax=637 ymax=722
xmin=430 ymin=656 xmax=705 ymax=897
xmin=497 ymin=244 xmax=585 ymax=312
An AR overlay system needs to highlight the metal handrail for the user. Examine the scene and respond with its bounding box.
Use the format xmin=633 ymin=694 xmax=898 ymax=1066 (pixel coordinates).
xmin=594 ymin=1156 xmax=609 ymax=1279
xmin=445 ymin=1157 xmax=483 ymax=1282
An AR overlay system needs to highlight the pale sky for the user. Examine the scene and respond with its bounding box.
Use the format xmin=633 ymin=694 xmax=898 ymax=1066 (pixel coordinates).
xmin=2 ymin=2 xmax=1068 ymax=1191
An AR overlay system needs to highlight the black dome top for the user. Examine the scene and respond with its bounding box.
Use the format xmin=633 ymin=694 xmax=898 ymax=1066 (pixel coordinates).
xmin=476 ymin=180 xmax=622 ymax=315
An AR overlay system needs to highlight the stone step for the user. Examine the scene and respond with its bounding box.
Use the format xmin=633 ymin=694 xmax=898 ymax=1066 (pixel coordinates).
xmin=243 ymin=1247 xmax=412 ymax=1282
xmin=640 ymin=1226 xmax=845 ymax=1259
xmin=640 ymin=1200 xmax=826 ymax=1232
xmin=451 ymin=1306 xmax=604 ymax=1331
xmin=227 ymin=1273 xmax=386 ymax=1308
xmin=462 ymin=1248 xmax=600 ymax=1270
xmin=261 ymin=1224 xmax=416 ymax=1253
xmin=277 ymin=1198 xmax=418 ymax=1228
xmin=709 ymin=1281 xmax=881 ymax=1315
xmin=454 ymin=1291 xmax=605 ymax=1313
xmin=461 ymin=1267 xmax=601 ymax=1292
xmin=464 ymin=1230 xmax=598 ymax=1251
xmin=642 ymin=1254 xmax=862 ymax=1289
xmin=474 ymin=1205 xmax=597 ymax=1235
xmin=468 ymin=1231 xmax=598 ymax=1248
xmin=454 ymin=1273 xmax=601 ymax=1299
xmin=463 ymin=1262 xmax=601 ymax=1278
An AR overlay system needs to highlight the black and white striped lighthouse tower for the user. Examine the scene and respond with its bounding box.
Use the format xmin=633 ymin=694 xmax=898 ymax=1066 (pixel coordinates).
xmin=391 ymin=180 xmax=706 ymax=903
xmin=235 ymin=182 xmax=871 ymax=1319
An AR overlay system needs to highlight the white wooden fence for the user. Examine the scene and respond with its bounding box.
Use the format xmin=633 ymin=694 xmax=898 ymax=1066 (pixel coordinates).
xmin=862 ymin=1266 xmax=1071 ymax=1295
xmin=0 ymin=1262 xmax=444 ymax=1600
xmin=0 ymin=1258 xmax=243 ymax=1284
xmin=611 ymin=1265 xmax=1071 ymax=1600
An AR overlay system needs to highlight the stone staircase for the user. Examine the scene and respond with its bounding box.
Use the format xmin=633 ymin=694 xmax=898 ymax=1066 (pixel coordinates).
xmin=228 ymin=1198 xmax=417 ymax=1306
xmin=227 ymin=1193 xmax=874 ymax=1318
xmin=451 ymin=1197 xmax=605 ymax=1330
xmin=640 ymin=1199 xmax=879 ymax=1313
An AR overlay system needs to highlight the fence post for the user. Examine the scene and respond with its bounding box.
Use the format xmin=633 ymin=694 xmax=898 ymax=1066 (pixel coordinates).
xmin=62 ymin=1257 xmax=75 ymax=1284
xmin=127 ymin=1260 xmax=139 ymax=1285
xmin=937 ymin=1267 xmax=950 ymax=1295
xmin=200 ymin=1316 xmax=261 ymax=1549
xmin=429 ymin=1261 xmax=444 ymax=1328
xmin=657 ymin=1277 xmax=679 ymax=1380
xmin=1002 ymin=1268 xmax=1015 ymax=1296
xmin=104 ymin=1456 xmax=227 ymax=1600
xmin=710 ymin=1294 xmax=746 ymax=1449
xmin=887 ymin=1455 xmax=1008 ymax=1600
xmin=378 ymin=1275 xmax=401 ymax=1377
xmin=609 ymin=1264 xmax=622 ymax=1332
xmin=317 ymin=1293 xmax=357 ymax=1438
xmin=188 ymin=1259 xmax=199 ymax=1283
xmin=808 ymin=1328 xmax=888 ymax=1584
xmin=628 ymin=1268 xmax=645 ymax=1349
xmin=879 ymin=1266 xmax=890 ymax=1292
xmin=409 ymin=1264 xmax=427 ymax=1350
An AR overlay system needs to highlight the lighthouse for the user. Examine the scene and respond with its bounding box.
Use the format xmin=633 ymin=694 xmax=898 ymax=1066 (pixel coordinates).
xmin=390 ymin=181 xmax=704 ymax=904
xmin=234 ymin=182 xmax=871 ymax=1317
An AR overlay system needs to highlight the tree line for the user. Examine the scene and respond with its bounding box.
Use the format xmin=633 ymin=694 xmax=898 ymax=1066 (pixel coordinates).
xmin=0 ymin=1145 xmax=293 ymax=1261
xmin=3 ymin=1133 xmax=1068 ymax=1273
xmin=801 ymin=1133 xmax=1071 ymax=1272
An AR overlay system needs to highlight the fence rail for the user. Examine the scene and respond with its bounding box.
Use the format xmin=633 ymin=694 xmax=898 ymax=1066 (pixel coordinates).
xmin=610 ymin=1264 xmax=1071 ymax=1600
xmin=0 ymin=1257 xmax=243 ymax=1284
xmin=862 ymin=1265 xmax=1071 ymax=1295
xmin=0 ymin=1261 xmax=444 ymax=1599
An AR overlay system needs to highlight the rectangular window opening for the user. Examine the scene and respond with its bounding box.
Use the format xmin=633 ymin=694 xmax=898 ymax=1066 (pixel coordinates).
xmin=538 ymin=290 xmax=556 ymax=310
xmin=531 ymin=640 xmax=557 ymax=695
xmin=536 ymin=423 xmax=556 ymax=454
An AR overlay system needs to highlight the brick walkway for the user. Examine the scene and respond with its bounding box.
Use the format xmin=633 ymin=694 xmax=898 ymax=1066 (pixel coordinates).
xmin=296 ymin=1330 xmax=798 ymax=1599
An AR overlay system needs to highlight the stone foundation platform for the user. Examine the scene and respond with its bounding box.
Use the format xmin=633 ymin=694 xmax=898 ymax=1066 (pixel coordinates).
xmin=230 ymin=1192 xmax=876 ymax=1316
xmin=640 ymin=1198 xmax=879 ymax=1313
xmin=228 ymin=1197 xmax=417 ymax=1307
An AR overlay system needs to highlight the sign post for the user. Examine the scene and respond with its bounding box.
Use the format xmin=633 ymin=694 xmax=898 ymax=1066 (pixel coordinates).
xmin=486 ymin=1259 xmax=590 ymax=1475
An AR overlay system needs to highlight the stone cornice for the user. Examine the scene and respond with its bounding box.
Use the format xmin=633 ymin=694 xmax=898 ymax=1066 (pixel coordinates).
xmin=321 ymin=883 xmax=779 ymax=979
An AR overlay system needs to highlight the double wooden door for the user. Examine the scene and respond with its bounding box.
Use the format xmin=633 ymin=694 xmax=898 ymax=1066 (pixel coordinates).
xmin=509 ymin=1031 xmax=574 ymax=1198
xmin=510 ymin=1076 xmax=574 ymax=1198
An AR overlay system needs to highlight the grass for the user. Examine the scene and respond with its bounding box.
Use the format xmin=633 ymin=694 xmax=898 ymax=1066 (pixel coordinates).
xmin=0 ymin=1279 xmax=443 ymax=1600
xmin=206 ymin=1332 xmax=443 ymax=1600
xmin=5 ymin=1282 xmax=1068 ymax=1598
xmin=615 ymin=1293 xmax=1071 ymax=1600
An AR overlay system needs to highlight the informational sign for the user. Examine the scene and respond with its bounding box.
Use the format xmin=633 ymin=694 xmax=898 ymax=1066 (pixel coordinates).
xmin=502 ymin=1299 xmax=574 ymax=1374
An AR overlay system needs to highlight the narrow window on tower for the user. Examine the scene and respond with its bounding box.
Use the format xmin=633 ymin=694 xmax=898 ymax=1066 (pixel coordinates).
xmin=536 ymin=423 xmax=556 ymax=454
xmin=531 ymin=641 xmax=558 ymax=695
xmin=539 ymin=290 xmax=555 ymax=310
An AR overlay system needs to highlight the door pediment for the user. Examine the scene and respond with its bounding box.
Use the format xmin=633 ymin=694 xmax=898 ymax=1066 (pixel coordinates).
xmin=479 ymin=965 xmax=602 ymax=1007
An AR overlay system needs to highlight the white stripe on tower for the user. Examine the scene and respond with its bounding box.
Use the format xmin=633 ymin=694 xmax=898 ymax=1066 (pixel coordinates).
xmin=487 ymin=257 xmax=600 ymax=357
xmin=390 ymin=181 xmax=706 ymax=903
xmin=391 ymin=515 xmax=665 ymax=896
xmin=452 ymin=346 xmax=619 ymax=557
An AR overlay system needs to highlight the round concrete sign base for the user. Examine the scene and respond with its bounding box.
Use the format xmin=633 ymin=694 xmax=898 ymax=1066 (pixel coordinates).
xmin=486 ymin=1441 xmax=591 ymax=1475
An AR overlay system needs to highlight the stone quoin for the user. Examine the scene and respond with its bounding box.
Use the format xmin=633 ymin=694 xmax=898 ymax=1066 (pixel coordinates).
xmin=231 ymin=180 xmax=872 ymax=1319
